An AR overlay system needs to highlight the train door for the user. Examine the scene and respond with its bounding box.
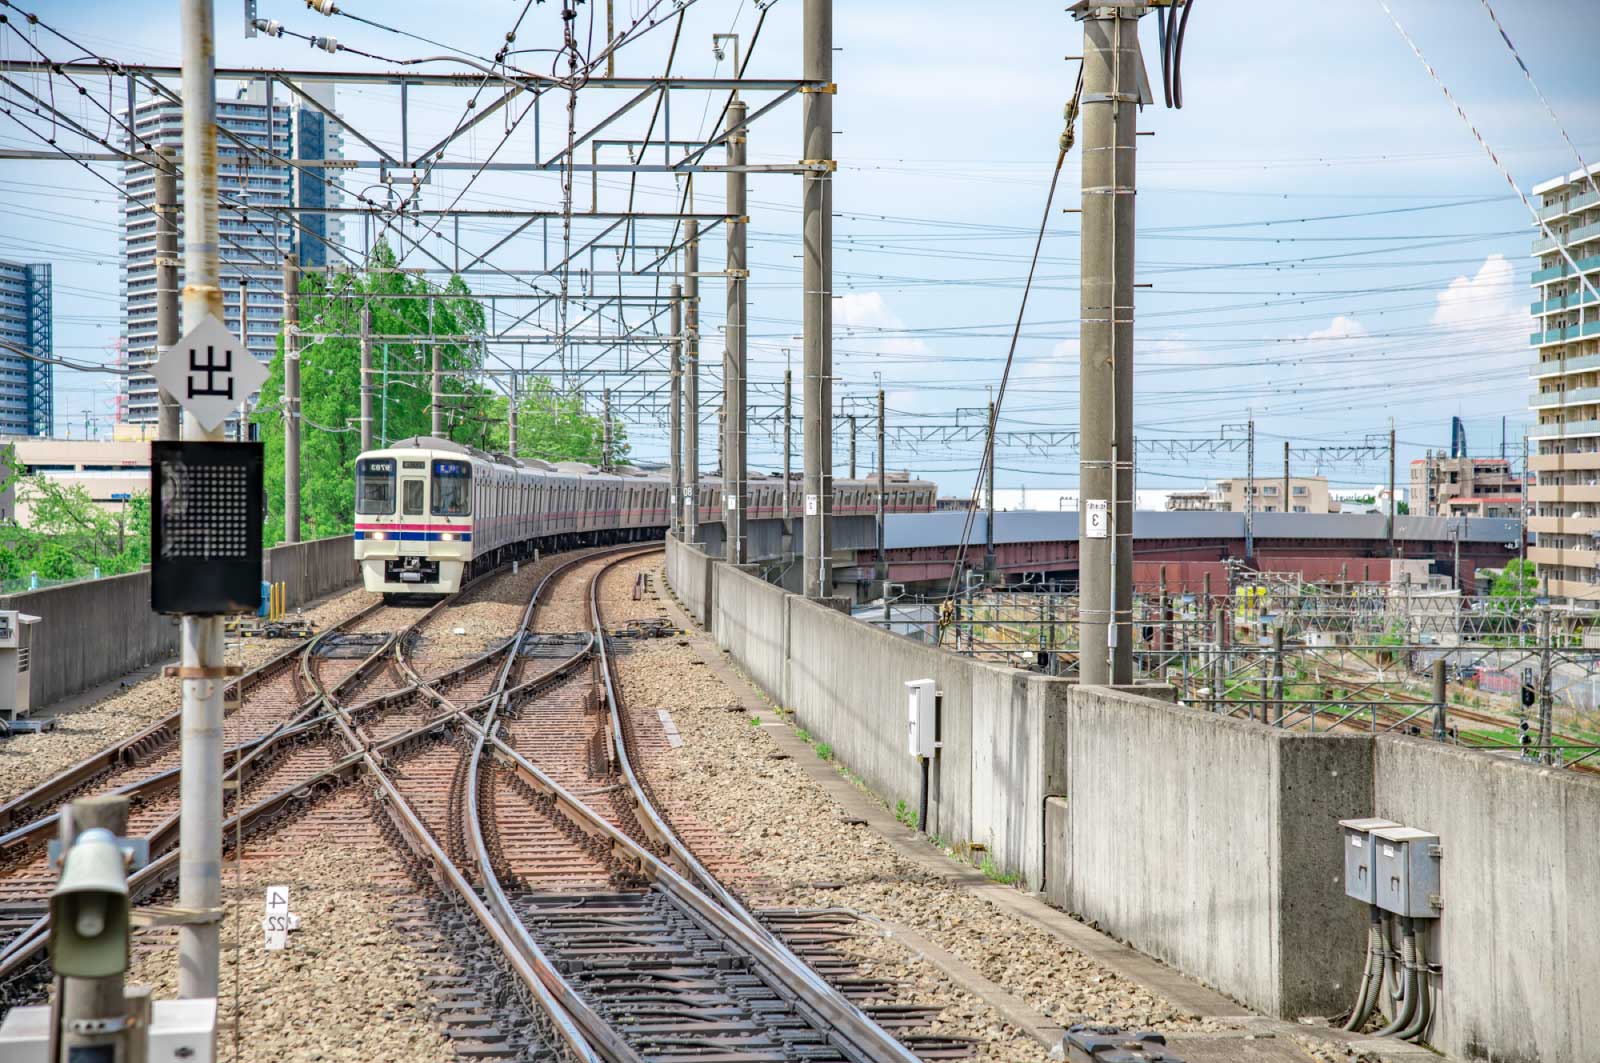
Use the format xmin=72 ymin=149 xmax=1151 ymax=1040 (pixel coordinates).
xmin=400 ymin=466 xmax=426 ymax=554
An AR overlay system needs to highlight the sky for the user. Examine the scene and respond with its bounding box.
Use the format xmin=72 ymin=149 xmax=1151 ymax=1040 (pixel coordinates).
xmin=3 ymin=0 xmax=1598 ymax=501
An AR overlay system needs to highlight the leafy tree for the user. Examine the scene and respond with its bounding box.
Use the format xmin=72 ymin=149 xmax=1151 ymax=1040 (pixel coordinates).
xmin=0 ymin=547 xmax=20 ymax=582
xmin=481 ymin=377 xmax=627 ymax=465
xmin=1491 ymin=558 xmax=1538 ymax=603
xmin=35 ymin=544 xmax=78 ymax=581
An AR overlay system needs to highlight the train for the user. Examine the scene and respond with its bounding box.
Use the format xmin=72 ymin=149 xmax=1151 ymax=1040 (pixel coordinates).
xmin=353 ymin=436 xmax=937 ymax=598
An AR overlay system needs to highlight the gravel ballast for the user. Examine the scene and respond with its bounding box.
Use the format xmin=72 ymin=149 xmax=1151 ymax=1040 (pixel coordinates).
xmin=0 ymin=585 xmax=376 ymax=804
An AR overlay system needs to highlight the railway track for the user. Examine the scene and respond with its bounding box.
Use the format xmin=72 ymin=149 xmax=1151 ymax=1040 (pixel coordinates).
xmin=3 ymin=545 xmax=958 ymax=1060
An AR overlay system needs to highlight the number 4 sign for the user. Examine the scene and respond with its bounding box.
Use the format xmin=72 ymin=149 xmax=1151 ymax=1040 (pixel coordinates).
xmin=262 ymin=885 xmax=295 ymax=950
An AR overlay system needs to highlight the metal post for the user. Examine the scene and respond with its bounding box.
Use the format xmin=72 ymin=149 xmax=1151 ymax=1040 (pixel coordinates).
xmin=877 ymin=388 xmax=887 ymax=590
xmin=178 ymin=0 xmax=224 ymax=1000
xmin=236 ymin=276 xmax=248 ymax=441
xmin=848 ymin=414 xmax=858 ymax=480
xmin=1271 ymin=625 xmax=1284 ymax=725
xmin=602 ymin=388 xmax=613 ymax=471
xmin=802 ymin=0 xmax=834 ymax=597
xmin=984 ymin=399 xmax=996 ymax=581
xmin=282 ymin=252 xmax=301 ymax=544
xmin=669 ymin=282 xmax=683 ymax=538
xmin=155 ymin=146 xmax=182 ymax=442
xmin=1283 ymin=439 xmax=1290 ymax=515
xmin=507 ymin=372 xmax=519 ymax=456
xmin=1076 ymin=2 xmax=1139 ymax=684
xmin=724 ymin=98 xmax=748 ymax=564
xmin=1389 ymin=422 xmax=1398 ymax=558
xmin=684 ymin=219 xmax=701 ymax=544
xmin=1522 ymin=434 xmax=1529 ymax=596
xmin=1432 ymin=658 xmax=1448 ymax=741
xmin=783 ymin=366 xmax=793 ymax=560
xmin=1538 ymin=605 xmax=1554 ymax=764
xmin=55 ymin=796 xmax=132 ymax=1062
xmin=359 ymin=305 xmax=373 ymax=452
xmin=1245 ymin=415 xmax=1256 ymax=558
xmin=430 ymin=342 xmax=443 ymax=437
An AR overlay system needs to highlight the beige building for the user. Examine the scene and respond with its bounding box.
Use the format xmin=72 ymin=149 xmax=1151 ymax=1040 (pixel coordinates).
xmin=1527 ymin=162 xmax=1600 ymax=601
xmin=1165 ymin=489 xmax=1217 ymax=512
xmin=1209 ymin=474 xmax=1335 ymax=514
xmin=1410 ymin=452 xmax=1523 ymax=518
xmin=0 ymin=438 xmax=150 ymax=525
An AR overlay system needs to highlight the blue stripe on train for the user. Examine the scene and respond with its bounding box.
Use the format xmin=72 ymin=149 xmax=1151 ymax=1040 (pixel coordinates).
xmin=354 ymin=531 xmax=473 ymax=542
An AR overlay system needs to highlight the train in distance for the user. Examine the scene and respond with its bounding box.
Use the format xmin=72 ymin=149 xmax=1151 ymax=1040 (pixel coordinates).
xmin=352 ymin=436 xmax=938 ymax=599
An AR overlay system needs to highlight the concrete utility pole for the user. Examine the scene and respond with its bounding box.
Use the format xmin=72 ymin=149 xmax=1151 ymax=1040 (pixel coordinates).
xmin=1245 ymin=415 xmax=1255 ymax=558
xmin=359 ymin=305 xmax=374 ymax=451
xmin=178 ymin=0 xmax=225 ymax=1000
xmin=801 ymin=0 xmax=834 ymax=597
xmin=1389 ymin=422 xmax=1398 ymax=558
xmin=848 ymin=414 xmax=858 ymax=480
xmin=877 ymin=388 xmax=887 ymax=589
xmin=430 ymin=343 xmax=443 ymax=437
xmin=1075 ymin=2 xmax=1141 ymax=685
xmin=282 ymin=252 xmax=301 ymax=544
xmin=236 ymin=276 xmax=249 ymax=442
xmin=684 ymin=219 xmax=701 ymax=543
xmin=724 ymin=98 xmax=748 ymax=564
xmin=602 ymin=388 xmax=613 ymax=471
xmin=155 ymin=146 xmax=181 ymax=442
xmin=984 ymin=399 xmax=996 ymax=580
xmin=1283 ymin=440 xmax=1290 ymax=514
xmin=783 ymin=365 xmax=793 ymax=559
xmin=669 ymin=282 xmax=683 ymax=538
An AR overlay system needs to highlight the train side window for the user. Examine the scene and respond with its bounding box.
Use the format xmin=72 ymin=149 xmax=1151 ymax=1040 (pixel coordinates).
xmin=431 ymin=460 xmax=472 ymax=516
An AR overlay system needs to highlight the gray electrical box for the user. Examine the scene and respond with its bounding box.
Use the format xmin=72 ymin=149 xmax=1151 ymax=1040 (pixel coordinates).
xmin=1338 ymin=817 xmax=1400 ymax=904
xmin=1371 ymin=825 xmax=1442 ymax=918
xmin=0 ymin=611 xmax=41 ymax=721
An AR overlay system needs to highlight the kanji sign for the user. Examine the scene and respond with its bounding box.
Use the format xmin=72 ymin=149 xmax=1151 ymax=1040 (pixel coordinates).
xmin=152 ymin=315 xmax=267 ymax=432
xmin=1084 ymin=499 xmax=1109 ymax=539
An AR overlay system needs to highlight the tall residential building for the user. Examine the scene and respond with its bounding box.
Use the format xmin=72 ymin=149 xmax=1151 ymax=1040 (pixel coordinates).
xmin=1528 ymin=163 xmax=1600 ymax=600
xmin=119 ymin=80 xmax=343 ymax=426
xmin=0 ymin=260 xmax=52 ymax=437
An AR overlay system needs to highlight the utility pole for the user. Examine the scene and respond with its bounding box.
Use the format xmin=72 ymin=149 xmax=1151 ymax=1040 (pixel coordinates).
xmin=783 ymin=364 xmax=793 ymax=560
xmin=684 ymin=219 xmax=701 ymax=544
xmin=359 ymin=304 xmax=374 ymax=452
xmin=507 ymin=372 xmax=518 ymax=456
xmin=1521 ymin=434 xmax=1529 ymax=590
xmin=1283 ymin=440 xmax=1290 ymax=515
xmin=1389 ymin=421 xmax=1398 ymax=558
xmin=178 ymin=0 xmax=225 ymax=999
xmin=1432 ymin=658 xmax=1449 ymax=742
xmin=430 ymin=343 xmax=443 ymax=437
xmin=155 ymin=145 xmax=181 ymax=442
xmin=1538 ymin=605 xmax=1555 ymax=765
xmin=877 ymin=388 xmax=887 ymax=591
xmin=282 ymin=253 xmax=301 ymax=543
xmin=602 ymin=388 xmax=613 ymax=471
xmin=236 ymin=275 xmax=249 ymax=442
xmin=1245 ymin=415 xmax=1255 ymax=558
xmin=984 ymin=399 xmax=996 ymax=580
xmin=1076 ymin=2 xmax=1141 ymax=685
xmin=669 ymin=282 xmax=683 ymax=539
xmin=848 ymin=413 xmax=858 ymax=480
xmin=802 ymin=0 xmax=834 ymax=597
xmin=724 ymin=98 xmax=748 ymax=564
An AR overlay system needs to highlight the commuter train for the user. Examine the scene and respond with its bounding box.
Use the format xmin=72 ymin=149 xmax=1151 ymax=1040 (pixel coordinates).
xmin=353 ymin=436 xmax=937 ymax=597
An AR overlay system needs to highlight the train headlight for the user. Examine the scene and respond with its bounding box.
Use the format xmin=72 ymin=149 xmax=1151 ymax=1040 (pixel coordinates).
xmin=368 ymin=531 xmax=386 ymax=541
xmin=439 ymin=532 xmax=456 ymax=541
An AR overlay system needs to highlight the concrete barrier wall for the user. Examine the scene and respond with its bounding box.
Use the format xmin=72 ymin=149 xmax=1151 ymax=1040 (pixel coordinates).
xmin=711 ymin=563 xmax=788 ymax=700
xmin=665 ymin=534 xmax=715 ymax=629
xmin=0 ymin=571 xmax=176 ymax=712
xmin=2 ymin=534 xmax=360 ymax=713
xmin=1051 ymin=686 xmax=1372 ymax=1018
xmin=1375 ymin=736 xmax=1600 ymax=1063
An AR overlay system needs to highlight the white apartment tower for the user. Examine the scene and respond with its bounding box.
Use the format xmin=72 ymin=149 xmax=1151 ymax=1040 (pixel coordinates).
xmin=1528 ymin=163 xmax=1600 ymax=600
xmin=119 ymin=80 xmax=343 ymax=426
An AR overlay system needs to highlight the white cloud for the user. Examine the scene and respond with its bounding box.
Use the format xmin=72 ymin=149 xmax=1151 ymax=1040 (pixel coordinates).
xmin=1431 ymin=253 xmax=1522 ymax=332
xmin=1306 ymin=314 xmax=1370 ymax=341
xmin=836 ymin=291 xmax=931 ymax=359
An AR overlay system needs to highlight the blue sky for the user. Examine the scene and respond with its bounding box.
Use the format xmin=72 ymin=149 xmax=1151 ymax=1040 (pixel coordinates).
xmin=4 ymin=0 xmax=1597 ymax=499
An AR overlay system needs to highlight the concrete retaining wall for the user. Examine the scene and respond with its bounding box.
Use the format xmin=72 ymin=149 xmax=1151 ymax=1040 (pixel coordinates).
xmin=1051 ymin=686 xmax=1371 ymax=1017
xmin=2 ymin=534 xmax=359 ymax=713
xmin=666 ymin=546 xmax=1599 ymax=1058
xmin=1375 ymin=736 xmax=1600 ymax=1063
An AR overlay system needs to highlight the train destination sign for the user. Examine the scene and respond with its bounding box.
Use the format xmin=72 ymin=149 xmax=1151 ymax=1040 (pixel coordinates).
xmin=152 ymin=314 xmax=267 ymax=432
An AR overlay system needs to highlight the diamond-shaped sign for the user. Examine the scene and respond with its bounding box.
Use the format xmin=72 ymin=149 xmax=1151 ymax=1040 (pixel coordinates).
xmin=152 ymin=314 xmax=267 ymax=432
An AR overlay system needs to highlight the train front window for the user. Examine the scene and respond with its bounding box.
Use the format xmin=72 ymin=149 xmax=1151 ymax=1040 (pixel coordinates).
xmin=432 ymin=460 xmax=472 ymax=516
xmin=402 ymin=479 xmax=424 ymax=515
xmin=356 ymin=458 xmax=396 ymax=514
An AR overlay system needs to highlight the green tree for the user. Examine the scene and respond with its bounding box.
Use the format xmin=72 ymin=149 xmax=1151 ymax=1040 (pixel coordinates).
xmin=252 ymin=242 xmax=490 ymax=543
xmin=1491 ymin=558 xmax=1538 ymax=603
xmin=34 ymin=543 xmax=79 ymax=581
xmin=484 ymin=376 xmax=628 ymax=465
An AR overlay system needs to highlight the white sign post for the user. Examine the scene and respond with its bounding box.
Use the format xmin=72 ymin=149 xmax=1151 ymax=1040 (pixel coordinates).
xmin=152 ymin=314 xmax=267 ymax=433
xmin=1085 ymin=499 xmax=1109 ymax=539
xmin=262 ymin=885 xmax=292 ymax=950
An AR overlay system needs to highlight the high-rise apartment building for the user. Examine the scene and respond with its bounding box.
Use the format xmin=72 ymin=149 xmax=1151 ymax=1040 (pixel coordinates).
xmin=1528 ymin=163 xmax=1600 ymax=600
xmin=119 ymin=80 xmax=343 ymax=426
xmin=0 ymin=260 xmax=52 ymax=437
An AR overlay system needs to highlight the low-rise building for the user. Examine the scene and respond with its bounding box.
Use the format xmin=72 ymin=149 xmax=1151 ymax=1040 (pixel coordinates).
xmin=1210 ymin=474 xmax=1334 ymax=514
xmin=0 ymin=437 xmax=149 ymax=525
xmin=1410 ymin=452 xmax=1522 ymax=517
